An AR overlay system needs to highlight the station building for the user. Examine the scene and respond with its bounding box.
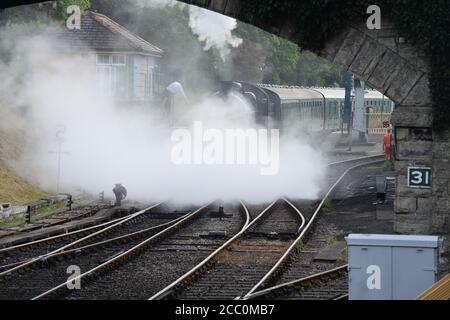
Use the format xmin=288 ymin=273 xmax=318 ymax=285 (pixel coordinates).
xmin=39 ymin=11 xmax=163 ymax=105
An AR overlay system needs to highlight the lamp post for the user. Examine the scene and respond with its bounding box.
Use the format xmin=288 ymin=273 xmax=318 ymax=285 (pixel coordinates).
xmin=48 ymin=126 xmax=69 ymax=193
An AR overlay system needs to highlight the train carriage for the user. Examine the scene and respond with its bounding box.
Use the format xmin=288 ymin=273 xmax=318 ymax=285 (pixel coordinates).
xmin=218 ymin=81 xmax=394 ymax=135
xmin=311 ymin=88 xmax=345 ymax=131
xmin=259 ymin=85 xmax=325 ymax=132
xmin=364 ymin=90 xmax=394 ymax=113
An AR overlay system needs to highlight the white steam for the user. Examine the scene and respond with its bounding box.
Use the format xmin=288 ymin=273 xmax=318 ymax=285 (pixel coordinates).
xmin=136 ymin=0 xmax=179 ymax=8
xmin=0 ymin=24 xmax=326 ymax=205
xmin=188 ymin=6 xmax=242 ymax=60
xmin=137 ymin=0 xmax=243 ymax=60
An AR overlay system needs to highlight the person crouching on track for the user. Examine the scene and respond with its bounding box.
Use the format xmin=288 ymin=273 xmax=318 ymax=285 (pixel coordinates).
xmin=113 ymin=183 xmax=127 ymax=206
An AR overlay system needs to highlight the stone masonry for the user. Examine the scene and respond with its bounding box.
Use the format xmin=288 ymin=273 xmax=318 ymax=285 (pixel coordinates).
xmin=179 ymin=0 xmax=449 ymax=234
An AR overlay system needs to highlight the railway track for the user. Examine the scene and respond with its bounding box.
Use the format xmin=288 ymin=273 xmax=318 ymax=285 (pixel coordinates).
xmin=239 ymin=156 xmax=384 ymax=299
xmin=30 ymin=202 xmax=248 ymax=300
xmin=0 ymin=202 xmax=111 ymax=239
xmin=0 ymin=213 xmax=132 ymax=271
xmin=326 ymin=154 xmax=385 ymax=185
xmin=21 ymin=203 xmax=111 ymax=228
xmin=149 ymin=198 xmax=304 ymax=300
xmin=151 ymin=155 xmax=384 ymax=300
xmin=245 ymin=265 xmax=348 ymax=300
xmin=0 ymin=201 xmax=192 ymax=275
xmin=0 ymin=202 xmax=198 ymax=300
xmin=0 ymin=154 xmax=384 ymax=300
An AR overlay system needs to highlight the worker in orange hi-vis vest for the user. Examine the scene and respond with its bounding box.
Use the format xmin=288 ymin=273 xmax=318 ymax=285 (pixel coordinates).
xmin=383 ymin=128 xmax=393 ymax=161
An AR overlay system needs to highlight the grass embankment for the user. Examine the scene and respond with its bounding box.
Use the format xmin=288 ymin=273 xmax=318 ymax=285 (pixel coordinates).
xmin=0 ymin=107 xmax=47 ymax=206
xmin=0 ymin=202 xmax=65 ymax=228
xmin=0 ymin=161 xmax=47 ymax=206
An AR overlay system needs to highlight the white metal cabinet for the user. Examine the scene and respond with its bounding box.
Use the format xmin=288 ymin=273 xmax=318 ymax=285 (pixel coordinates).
xmin=346 ymin=234 xmax=439 ymax=300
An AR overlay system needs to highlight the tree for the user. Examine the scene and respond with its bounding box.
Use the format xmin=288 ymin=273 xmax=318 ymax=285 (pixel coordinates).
xmin=231 ymin=21 xmax=271 ymax=83
xmin=231 ymin=20 xmax=344 ymax=87
xmin=264 ymin=35 xmax=300 ymax=84
xmin=53 ymin=0 xmax=91 ymax=20
xmin=295 ymin=51 xmax=344 ymax=87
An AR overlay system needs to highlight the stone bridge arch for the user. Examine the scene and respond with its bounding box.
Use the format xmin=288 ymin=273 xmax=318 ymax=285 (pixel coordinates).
xmin=180 ymin=0 xmax=447 ymax=234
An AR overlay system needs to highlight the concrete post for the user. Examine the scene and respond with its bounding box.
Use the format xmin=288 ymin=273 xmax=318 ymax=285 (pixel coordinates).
xmin=352 ymin=78 xmax=367 ymax=142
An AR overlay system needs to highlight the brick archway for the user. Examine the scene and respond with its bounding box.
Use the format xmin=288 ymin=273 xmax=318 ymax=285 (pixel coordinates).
xmin=179 ymin=0 xmax=448 ymax=234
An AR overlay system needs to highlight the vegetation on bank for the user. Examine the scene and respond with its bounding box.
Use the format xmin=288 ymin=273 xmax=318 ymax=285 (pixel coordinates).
xmin=0 ymin=108 xmax=47 ymax=206
xmin=322 ymin=196 xmax=332 ymax=212
xmin=0 ymin=160 xmax=46 ymax=206
xmin=0 ymin=202 xmax=65 ymax=227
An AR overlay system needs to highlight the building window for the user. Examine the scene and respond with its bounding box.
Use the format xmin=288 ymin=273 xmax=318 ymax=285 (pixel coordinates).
xmin=96 ymin=54 xmax=127 ymax=97
xmin=145 ymin=65 xmax=161 ymax=98
xmin=96 ymin=54 xmax=110 ymax=65
xmin=112 ymin=55 xmax=126 ymax=66
xmin=145 ymin=68 xmax=154 ymax=98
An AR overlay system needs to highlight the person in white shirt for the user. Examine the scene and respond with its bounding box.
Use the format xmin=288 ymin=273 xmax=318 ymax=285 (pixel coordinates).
xmin=162 ymin=81 xmax=188 ymax=126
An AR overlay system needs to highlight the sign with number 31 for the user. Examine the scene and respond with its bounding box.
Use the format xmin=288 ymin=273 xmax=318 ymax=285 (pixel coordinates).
xmin=408 ymin=167 xmax=432 ymax=188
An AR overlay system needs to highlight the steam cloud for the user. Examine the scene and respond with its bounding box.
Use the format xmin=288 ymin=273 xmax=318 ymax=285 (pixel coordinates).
xmin=0 ymin=17 xmax=326 ymax=205
xmin=136 ymin=0 xmax=179 ymax=8
xmin=138 ymin=0 xmax=242 ymax=60
xmin=188 ymin=6 xmax=242 ymax=60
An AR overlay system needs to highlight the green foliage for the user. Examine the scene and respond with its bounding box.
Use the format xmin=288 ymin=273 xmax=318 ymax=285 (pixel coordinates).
xmin=294 ymin=51 xmax=344 ymax=86
xmin=232 ymin=21 xmax=343 ymax=85
xmin=325 ymin=236 xmax=337 ymax=246
xmin=240 ymin=0 xmax=450 ymax=130
xmin=382 ymin=160 xmax=394 ymax=172
xmin=322 ymin=196 xmax=332 ymax=212
xmin=231 ymin=21 xmax=271 ymax=82
xmin=0 ymin=0 xmax=91 ymax=26
xmin=265 ymin=35 xmax=300 ymax=84
xmin=89 ymin=1 xmax=342 ymax=88
xmin=0 ymin=1 xmax=347 ymax=89
xmin=34 ymin=202 xmax=64 ymax=216
xmin=0 ymin=215 xmax=26 ymax=227
xmin=0 ymin=3 xmax=54 ymax=25
xmin=0 ymin=203 xmax=64 ymax=228
xmin=295 ymin=240 xmax=305 ymax=250
xmin=339 ymin=247 xmax=348 ymax=262
xmin=53 ymin=0 xmax=90 ymax=20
